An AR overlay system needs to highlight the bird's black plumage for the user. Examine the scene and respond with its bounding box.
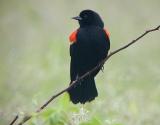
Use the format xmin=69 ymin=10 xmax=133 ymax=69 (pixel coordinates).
xmin=68 ymin=10 xmax=110 ymax=104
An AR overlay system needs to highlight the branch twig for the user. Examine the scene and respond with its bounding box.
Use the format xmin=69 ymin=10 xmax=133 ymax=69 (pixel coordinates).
xmin=9 ymin=115 xmax=18 ymax=125
xmin=11 ymin=25 xmax=160 ymax=125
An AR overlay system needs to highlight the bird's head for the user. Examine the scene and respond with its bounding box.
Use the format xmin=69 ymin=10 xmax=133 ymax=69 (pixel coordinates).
xmin=72 ymin=10 xmax=104 ymax=28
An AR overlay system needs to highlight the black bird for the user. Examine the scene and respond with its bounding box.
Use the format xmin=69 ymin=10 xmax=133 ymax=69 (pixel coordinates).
xmin=68 ymin=10 xmax=110 ymax=104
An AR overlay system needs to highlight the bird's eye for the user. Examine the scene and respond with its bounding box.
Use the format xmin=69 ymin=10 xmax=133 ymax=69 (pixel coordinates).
xmin=83 ymin=14 xmax=88 ymax=18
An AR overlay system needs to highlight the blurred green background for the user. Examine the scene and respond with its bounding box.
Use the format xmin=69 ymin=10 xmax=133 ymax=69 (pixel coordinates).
xmin=0 ymin=0 xmax=160 ymax=125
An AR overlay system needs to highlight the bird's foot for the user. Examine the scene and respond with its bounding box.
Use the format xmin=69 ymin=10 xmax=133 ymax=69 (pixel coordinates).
xmin=101 ymin=65 xmax=104 ymax=72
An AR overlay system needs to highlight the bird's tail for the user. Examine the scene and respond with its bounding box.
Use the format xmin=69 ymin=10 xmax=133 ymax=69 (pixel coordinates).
xmin=68 ymin=77 xmax=98 ymax=104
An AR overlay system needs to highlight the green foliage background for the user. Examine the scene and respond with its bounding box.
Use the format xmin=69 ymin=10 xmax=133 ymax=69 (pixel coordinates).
xmin=0 ymin=0 xmax=160 ymax=125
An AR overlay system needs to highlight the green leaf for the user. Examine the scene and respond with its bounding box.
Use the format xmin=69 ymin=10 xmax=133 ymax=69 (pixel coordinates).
xmin=80 ymin=117 xmax=102 ymax=125
xmin=46 ymin=112 xmax=68 ymax=125
xmin=41 ymin=108 xmax=56 ymax=119
xmin=58 ymin=93 xmax=70 ymax=109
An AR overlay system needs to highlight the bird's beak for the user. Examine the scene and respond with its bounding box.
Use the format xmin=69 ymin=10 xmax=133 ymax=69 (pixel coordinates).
xmin=72 ymin=16 xmax=82 ymax=21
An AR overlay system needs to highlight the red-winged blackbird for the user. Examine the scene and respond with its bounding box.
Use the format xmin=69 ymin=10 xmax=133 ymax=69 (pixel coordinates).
xmin=68 ymin=10 xmax=110 ymax=104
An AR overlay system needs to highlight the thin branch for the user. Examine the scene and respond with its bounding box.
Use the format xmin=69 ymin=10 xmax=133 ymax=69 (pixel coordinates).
xmin=9 ymin=115 xmax=18 ymax=125
xmin=11 ymin=25 xmax=160 ymax=125
xmin=106 ymin=25 xmax=160 ymax=60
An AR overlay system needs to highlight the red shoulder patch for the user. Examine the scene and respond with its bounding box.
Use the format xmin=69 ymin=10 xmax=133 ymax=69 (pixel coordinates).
xmin=69 ymin=30 xmax=78 ymax=43
xmin=104 ymin=28 xmax=110 ymax=38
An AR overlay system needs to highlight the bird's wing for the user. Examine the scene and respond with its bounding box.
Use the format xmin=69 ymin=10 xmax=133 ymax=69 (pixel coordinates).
xmin=70 ymin=43 xmax=78 ymax=82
